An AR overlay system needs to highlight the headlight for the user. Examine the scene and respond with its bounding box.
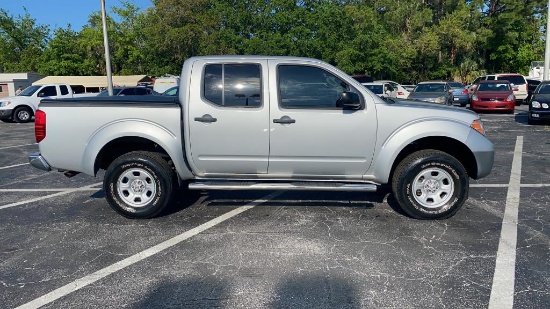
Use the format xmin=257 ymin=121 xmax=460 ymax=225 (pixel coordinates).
xmin=472 ymin=95 xmax=478 ymax=101
xmin=543 ymin=103 xmax=549 ymax=109
xmin=507 ymin=94 xmax=515 ymax=101
xmin=0 ymin=101 xmax=11 ymax=107
xmin=532 ymin=101 xmax=541 ymax=108
xmin=434 ymin=96 xmax=444 ymax=103
xmin=471 ymin=119 xmax=486 ymax=136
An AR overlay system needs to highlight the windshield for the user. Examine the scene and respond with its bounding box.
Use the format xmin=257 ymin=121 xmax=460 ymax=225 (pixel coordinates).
xmin=162 ymin=86 xmax=178 ymax=96
xmin=18 ymin=85 xmax=41 ymax=97
xmin=496 ymin=75 xmax=525 ymax=85
xmin=363 ymin=84 xmax=383 ymax=94
xmin=536 ymin=84 xmax=550 ymax=94
xmin=414 ymin=84 xmax=446 ymax=92
xmin=478 ymin=83 xmax=510 ymax=91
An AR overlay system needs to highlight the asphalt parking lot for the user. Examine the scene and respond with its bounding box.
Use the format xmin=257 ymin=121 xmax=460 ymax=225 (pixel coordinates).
xmin=1 ymin=105 xmax=548 ymax=309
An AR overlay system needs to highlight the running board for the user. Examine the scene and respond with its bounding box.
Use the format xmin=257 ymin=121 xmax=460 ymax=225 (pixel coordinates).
xmin=188 ymin=181 xmax=377 ymax=192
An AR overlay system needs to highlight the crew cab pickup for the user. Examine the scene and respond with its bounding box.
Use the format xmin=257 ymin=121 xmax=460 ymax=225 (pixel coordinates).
xmin=28 ymin=56 xmax=494 ymax=220
xmin=0 ymin=83 xmax=95 ymax=123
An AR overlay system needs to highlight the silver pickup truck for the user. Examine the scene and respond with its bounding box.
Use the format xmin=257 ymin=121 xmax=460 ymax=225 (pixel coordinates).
xmin=28 ymin=56 xmax=494 ymax=220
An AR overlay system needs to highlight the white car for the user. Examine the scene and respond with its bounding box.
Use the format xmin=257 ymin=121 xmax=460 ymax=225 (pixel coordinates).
xmin=361 ymin=82 xmax=398 ymax=98
xmin=375 ymin=80 xmax=410 ymax=99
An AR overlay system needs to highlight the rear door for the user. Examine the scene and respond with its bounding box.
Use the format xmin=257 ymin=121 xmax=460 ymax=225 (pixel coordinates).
xmin=188 ymin=59 xmax=270 ymax=175
xmin=267 ymin=60 xmax=377 ymax=177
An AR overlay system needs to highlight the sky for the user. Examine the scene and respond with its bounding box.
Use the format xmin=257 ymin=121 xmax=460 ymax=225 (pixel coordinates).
xmin=1 ymin=0 xmax=153 ymax=31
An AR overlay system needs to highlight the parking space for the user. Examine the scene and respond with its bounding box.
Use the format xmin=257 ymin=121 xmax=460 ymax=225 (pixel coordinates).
xmin=0 ymin=106 xmax=548 ymax=308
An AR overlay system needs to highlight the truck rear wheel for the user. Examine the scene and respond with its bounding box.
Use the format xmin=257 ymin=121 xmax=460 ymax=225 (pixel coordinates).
xmin=104 ymin=151 xmax=176 ymax=218
xmin=391 ymin=150 xmax=469 ymax=219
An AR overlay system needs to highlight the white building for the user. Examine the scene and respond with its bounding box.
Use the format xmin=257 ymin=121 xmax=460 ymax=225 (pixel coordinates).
xmin=0 ymin=73 xmax=45 ymax=98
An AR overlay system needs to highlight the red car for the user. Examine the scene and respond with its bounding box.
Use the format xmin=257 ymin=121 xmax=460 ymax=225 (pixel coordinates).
xmin=470 ymin=80 xmax=516 ymax=113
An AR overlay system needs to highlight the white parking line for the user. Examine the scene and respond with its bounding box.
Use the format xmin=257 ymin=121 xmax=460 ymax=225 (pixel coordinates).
xmin=0 ymin=143 xmax=37 ymax=150
xmin=488 ymin=136 xmax=523 ymax=309
xmin=0 ymin=188 xmax=100 ymax=192
xmin=0 ymin=182 xmax=102 ymax=211
xmin=15 ymin=191 xmax=282 ymax=309
xmin=0 ymin=163 xmax=29 ymax=170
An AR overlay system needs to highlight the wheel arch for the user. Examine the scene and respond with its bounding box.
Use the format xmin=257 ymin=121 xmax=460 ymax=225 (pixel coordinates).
xmin=371 ymin=120 xmax=477 ymax=184
xmin=387 ymin=136 xmax=477 ymax=184
xmin=81 ymin=121 xmax=194 ymax=180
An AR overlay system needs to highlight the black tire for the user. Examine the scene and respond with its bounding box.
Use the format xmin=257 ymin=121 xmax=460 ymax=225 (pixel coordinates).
xmin=104 ymin=151 xmax=176 ymax=218
xmin=13 ymin=106 xmax=33 ymax=123
xmin=391 ymin=150 xmax=469 ymax=220
xmin=460 ymin=103 xmax=467 ymax=107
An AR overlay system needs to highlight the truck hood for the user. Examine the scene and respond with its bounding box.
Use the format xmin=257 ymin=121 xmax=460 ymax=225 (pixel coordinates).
xmin=377 ymin=97 xmax=479 ymax=124
xmin=531 ymin=94 xmax=550 ymax=103
xmin=0 ymin=95 xmax=28 ymax=108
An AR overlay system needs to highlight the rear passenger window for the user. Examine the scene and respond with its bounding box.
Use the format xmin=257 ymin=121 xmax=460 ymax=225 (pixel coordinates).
xmin=60 ymin=85 xmax=69 ymax=95
xmin=203 ymin=63 xmax=261 ymax=108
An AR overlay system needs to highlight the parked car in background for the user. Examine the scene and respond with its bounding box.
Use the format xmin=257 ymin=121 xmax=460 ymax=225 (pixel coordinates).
xmin=351 ymin=74 xmax=374 ymax=84
xmin=468 ymin=74 xmax=527 ymax=104
xmin=408 ymin=81 xmax=453 ymax=105
xmin=161 ymin=86 xmax=179 ymax=97
xmin=374 ymin=80 xmax=410 ymax=98
xmin=0 ymin=84 xmax=95 ymax=123
xmin=526 ymin=78 xmax=541 ymax=103
xmin=97 ymin=87 xmax=154 ymax=96
xmin=153 ymin=76 xmax=180 ymax=94
xmin=446 ymin=81 xmax=469 ymax=107
xmin=527 ymin=80 xmax=550 ymax=124
xmin=361 ymin=82 xmax=397 ymax=98
xmin=401 ymin=84 xmax=416 ymax=92
xmin=470 ymin=80 xmax=515 ymax=113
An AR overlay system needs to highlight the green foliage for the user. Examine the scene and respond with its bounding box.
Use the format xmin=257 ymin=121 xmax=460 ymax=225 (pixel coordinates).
xmin=0 ymin=0 xmax=548 ymax=83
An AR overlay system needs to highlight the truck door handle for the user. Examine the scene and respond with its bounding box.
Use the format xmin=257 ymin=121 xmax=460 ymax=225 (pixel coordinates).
xmin=194 ymin=114 xmax=217 ymax=123
xmin=273 ymin=116 xmax=296 ymax=124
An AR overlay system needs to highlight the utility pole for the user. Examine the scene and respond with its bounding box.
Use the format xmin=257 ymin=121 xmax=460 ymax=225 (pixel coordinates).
xmin=544 ymin=0 xmax=550 ymax=80
xmin=101 ymin=0 xmax=114 ymax=95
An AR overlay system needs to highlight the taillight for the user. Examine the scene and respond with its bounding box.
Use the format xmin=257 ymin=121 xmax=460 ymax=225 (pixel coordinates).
xmin=461 ymin=89 xmax=468 ymax=95
xmin=35 ymin=110 xmax=46 ymax=143
xmin=398 ymin=92 xmax=404 ymax=96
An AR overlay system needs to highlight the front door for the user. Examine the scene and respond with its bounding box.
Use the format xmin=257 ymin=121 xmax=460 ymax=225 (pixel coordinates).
xmin=188 ymin=60 xmax=270 ymax=176
xmin=267 ymin=60 xmax=378 ymax=178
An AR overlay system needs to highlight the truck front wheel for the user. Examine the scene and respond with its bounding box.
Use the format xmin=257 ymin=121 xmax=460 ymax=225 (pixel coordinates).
xmin=14 ymin=106 xmax=33 ymax=123
xmin=391 ymin=150 xmax=469 ymax=219
xmin=104 ymin=151 xmax=176 ymax=219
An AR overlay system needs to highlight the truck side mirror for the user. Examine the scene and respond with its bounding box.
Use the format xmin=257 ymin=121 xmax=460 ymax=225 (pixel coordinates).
xmin=338 ymin=91 xmax=362 ymax=110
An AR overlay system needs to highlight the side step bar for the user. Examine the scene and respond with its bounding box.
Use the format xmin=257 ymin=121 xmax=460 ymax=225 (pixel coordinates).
xmin=188 ymin=181 xmax=377 ymax=192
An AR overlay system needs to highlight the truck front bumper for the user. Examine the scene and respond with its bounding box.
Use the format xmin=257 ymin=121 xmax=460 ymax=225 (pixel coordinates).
xmin=465 ymin=130 xmax=494 ymax=179
xmin=0 ymin=109 xmax=13 ymax=120
xmin=29 ymin=153 xmax=52 ymax=171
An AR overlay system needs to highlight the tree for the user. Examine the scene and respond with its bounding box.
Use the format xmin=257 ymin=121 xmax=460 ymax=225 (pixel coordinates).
xmin=0 ymin=8 xmax=49 ymax=72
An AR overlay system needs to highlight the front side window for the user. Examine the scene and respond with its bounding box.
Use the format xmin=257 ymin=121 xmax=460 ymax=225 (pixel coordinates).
xmin=40 ymin=86 xmax=58 ymax=97
xmin=203 ymin=63 xmax=261 ymax=108
xmin=278 ymin=65 xmax=352 ymax=109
